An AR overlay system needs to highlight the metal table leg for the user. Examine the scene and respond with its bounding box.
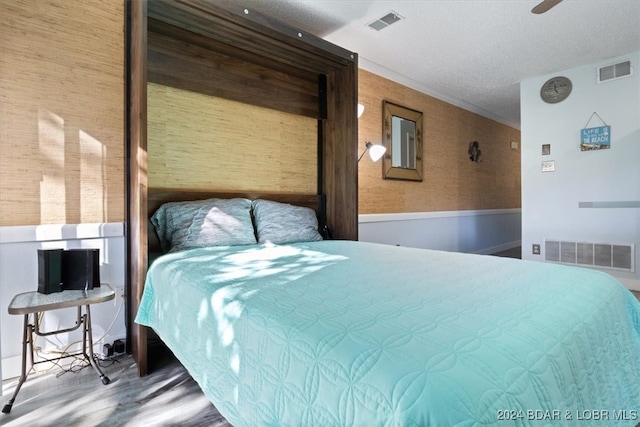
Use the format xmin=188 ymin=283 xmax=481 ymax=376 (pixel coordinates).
xmin=3 ymin=285 xmax=115 ymax=415
xmin=2 ymin=315 xmax=32 ymax=414
xmin=2 ymin=304 xmax=112 ymax=413
xmin=84 ymin=305 xmax=110 ymax=385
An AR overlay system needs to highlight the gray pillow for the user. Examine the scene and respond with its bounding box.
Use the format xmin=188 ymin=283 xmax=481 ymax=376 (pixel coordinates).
xmin=151 ymin=198 xmax=257 ymax=252
xmin=252 ymin=199 xmax=323 ymax=244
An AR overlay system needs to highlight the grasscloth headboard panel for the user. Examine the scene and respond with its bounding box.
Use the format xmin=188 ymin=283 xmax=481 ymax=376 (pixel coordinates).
xmin=147 ymin=83 xmax=319 ymax=194
xmin=128 ymin=0 xmax=358 ymax=375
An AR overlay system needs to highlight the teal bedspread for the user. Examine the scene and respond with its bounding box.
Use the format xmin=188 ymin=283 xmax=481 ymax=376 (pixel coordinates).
xmin=136 ymin=241 xmax=640 ymax=426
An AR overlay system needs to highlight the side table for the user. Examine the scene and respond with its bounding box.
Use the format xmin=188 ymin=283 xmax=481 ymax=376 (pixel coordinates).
xmin=2 ymin=284 xmax=115 ymax=414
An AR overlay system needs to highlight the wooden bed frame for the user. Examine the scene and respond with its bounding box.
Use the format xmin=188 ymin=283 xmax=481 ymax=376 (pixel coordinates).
xmin=127 ymin=0 xmax=359 ymax=375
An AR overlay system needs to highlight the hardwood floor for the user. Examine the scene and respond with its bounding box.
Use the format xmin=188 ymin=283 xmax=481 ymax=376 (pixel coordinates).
xmin=490 ymin=246 xmax=522 ymax=259
xmin=1 ymin=350 xmax=230 ymax=427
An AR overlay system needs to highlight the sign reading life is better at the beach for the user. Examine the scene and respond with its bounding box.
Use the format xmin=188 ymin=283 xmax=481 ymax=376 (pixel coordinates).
xmin=580 ymin=125 xmax=611 ymax=151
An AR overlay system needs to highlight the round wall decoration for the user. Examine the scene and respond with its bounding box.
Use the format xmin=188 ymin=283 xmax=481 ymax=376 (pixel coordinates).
xmin=540 ymin=76 xmax=572 ymax=104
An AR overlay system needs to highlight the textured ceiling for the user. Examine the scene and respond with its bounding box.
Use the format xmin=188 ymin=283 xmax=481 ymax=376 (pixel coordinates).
xmin=223 ymin=0 xmax=640 ymax=129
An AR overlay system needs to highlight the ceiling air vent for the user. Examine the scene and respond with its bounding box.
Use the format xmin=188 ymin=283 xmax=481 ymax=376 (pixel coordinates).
xmin=368 ymin=11 xmax=403 ymax=31
xmin=597 ymin=60 xmax=632 ymax=83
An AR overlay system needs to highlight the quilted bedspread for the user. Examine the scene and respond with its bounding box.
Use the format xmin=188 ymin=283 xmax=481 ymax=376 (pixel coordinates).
xmin=136 ymin=241 xmax=640 ymax=426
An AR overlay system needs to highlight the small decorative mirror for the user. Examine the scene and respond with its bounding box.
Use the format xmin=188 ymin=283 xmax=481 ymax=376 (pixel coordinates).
xmin=382 ymin=101 xmax=423 ymax=181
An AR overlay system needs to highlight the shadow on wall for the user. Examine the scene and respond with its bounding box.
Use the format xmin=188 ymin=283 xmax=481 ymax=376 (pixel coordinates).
xmin=36 ymin=108 xmax=109 ymax=225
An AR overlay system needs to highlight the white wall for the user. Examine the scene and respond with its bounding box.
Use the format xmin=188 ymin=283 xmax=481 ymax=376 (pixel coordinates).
xmin=359 ymin=209 xmax=521 ymax=254
xmin=521 ymin=52 xmax=640 ymax=290
xmin=0 ymin=223 xmax=126 ymax=381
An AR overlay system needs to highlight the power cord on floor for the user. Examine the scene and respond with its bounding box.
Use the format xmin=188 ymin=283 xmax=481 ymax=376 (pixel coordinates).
xmin=29 ymin=294 xmax=125 ymax=376
xmin=54 ymin=355 xmax=91 ymax=378
xmin=54 ymin=354 xmax=123 ymax=378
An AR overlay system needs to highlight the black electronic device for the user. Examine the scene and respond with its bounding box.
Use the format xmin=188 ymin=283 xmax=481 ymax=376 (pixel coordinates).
xmin=113 ymin=339 xmax=125 ymax=354
xmin=37 ymin=249 xmax=63 ymax=294
xmin=61 ymin=249 xmax=100 ymax=290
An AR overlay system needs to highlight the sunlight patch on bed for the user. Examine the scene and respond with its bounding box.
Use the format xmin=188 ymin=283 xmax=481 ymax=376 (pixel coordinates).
xmin=230 ymin=342 xmax=240 ymax=373
xmin=197 ymin=299 xmax=208 ymax=328
xmin=212 ymin=285 xmax=245 ymax=347
xmin=201 ymin=244 xmax=348 ymax=380
xmin=146 ymin=243 xmax=351 ymax=386
xmin=213 ymin=244 xmax=347 ymax=284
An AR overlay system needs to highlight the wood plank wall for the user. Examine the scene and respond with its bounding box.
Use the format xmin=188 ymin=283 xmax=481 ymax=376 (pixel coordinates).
xmin=147 ymin=21 xmax=320 ymax=119
xmin=147 ymin=83 xmax=317 ymax=194
xmin=0 ymin=0 xmax=124 ymax=226
xmin=358 ymin=70 xmax=521 ymax=214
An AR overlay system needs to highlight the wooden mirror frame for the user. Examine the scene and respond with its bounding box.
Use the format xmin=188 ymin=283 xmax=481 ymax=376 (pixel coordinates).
xmin=382 ymin=101 xmax=423 ymax=181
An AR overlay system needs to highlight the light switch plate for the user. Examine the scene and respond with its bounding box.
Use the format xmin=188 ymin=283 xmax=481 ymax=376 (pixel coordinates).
xmin=541 ymin=160 xmax=555 ymax=172
xmin=510 ymin=141 xmax=519 ymax=150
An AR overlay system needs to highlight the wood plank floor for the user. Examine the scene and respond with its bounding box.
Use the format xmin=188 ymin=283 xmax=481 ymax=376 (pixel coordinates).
xmin=490 ymin=246 xmax=522 ymax=259
xmin=1 ymin=351 xmax=230 ymax=427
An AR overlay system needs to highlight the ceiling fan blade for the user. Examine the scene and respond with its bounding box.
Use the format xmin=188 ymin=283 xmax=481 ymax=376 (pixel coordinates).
xmin=531 ymin=0 xmax=563 ymax=14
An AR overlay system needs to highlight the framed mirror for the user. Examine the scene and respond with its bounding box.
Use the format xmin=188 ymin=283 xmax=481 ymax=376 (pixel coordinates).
xmin=382 ymin=101 xmax=423 ymax=181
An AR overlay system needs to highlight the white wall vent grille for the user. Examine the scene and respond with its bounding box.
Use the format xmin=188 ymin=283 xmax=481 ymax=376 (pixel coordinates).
xmin=368 ymin=11 xmax=403 ymax=31
xmin=545 ymin=240 xmax=634 ymax=272
xmin=597 ymin=60 xmax=632 ymax=83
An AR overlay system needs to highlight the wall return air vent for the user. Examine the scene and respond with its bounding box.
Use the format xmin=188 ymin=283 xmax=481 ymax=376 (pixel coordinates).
xmin=597 ymin=60 xmax=632 ymax=83
xmin=368 ymin=11 xmax=403 ymax=31
xmin=545 ymin=240 xmax=634 ymax=272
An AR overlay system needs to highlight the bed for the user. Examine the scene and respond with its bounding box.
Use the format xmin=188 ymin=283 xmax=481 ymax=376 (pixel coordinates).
xmin=136 ymin=197 xmax=640 ymax=426
xmin=127 ymin=0 xmax=359 ymax=375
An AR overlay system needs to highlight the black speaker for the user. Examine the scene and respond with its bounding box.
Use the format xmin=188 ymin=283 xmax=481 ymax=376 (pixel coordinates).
xmin=61 ymin=249 xmax=100 ymax=290
xmin=37 ymin=249 xmax=63 ymax=294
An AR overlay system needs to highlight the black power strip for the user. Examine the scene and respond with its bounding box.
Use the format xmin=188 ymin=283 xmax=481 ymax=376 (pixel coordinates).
xmin=103 ymin=343 xmax=114 ymax=357
xmin=100 ymin=339 xmax=126 ymax=360
xmin=113 ymin=339 xmax=125 ymax=354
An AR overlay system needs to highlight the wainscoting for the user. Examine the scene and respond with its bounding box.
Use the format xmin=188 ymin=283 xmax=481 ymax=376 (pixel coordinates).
xmin=359 ymin=208 xmax=522 ymax=254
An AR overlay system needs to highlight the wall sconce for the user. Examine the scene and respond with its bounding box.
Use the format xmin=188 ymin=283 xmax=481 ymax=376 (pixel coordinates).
xmin=358 ymin=141 xmax=386 ymax=162
xmin=357 ymin=103 xmax=365 ymax=119
xmin=468 ymin=140 xmax=483 ymax=162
